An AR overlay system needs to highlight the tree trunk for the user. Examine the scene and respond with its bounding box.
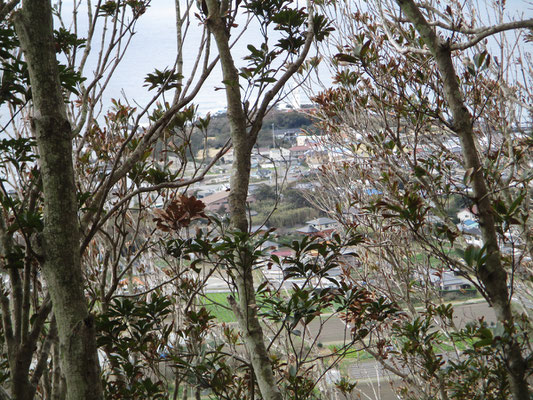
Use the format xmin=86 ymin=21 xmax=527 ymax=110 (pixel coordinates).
xmin=205 ymin=2 xmax=283 ymax=399
xmin=13 ymin=1 xmax=103 ymax=400
xmin=394 ymin=1 xmax=530 ymax=398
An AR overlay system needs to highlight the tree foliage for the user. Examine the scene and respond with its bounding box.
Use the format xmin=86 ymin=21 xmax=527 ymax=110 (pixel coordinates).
xmin=310 ymin=0 xmax=532 ymax=398
xmin=0 ymin=1 xmax=364 ymax=400
xmin=1 ymin=0 xmax=530 ymax=399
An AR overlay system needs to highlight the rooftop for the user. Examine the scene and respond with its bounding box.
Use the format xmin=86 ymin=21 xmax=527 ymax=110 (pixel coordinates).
xmin=306 ymin=217 xmax=337 ymax=225
xmin=289 ymin=145 xmax=311 ymax=152
xmin=296 ymin=225 xmax=319 ymax=234
xmin=202 ymin=190 xmax=230 ymax=205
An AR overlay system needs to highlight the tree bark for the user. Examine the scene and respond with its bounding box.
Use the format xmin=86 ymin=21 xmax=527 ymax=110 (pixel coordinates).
xmin=394 ymin=1 xmax=530 ymax=398
xmin=205 ymin=1 xmax=317 ymax=397
xmin=13 ymin=1 xmax=103 ymax=399
xmin=204 ymin=2 xmax=282 ymax=399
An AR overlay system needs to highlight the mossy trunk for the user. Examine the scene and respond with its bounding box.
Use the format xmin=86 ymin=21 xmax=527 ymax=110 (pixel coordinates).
xmin=205 ymin=2 xmax=283 ymax=399
xmin=14 ymin=1 xmax=103 ymax=399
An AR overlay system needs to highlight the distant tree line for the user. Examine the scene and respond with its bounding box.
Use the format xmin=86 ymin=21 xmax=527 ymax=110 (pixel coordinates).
xmin=188 ymin=109 xmax=315 ymax=156
xmin=251 ymin=183 xmax=319 ymax=229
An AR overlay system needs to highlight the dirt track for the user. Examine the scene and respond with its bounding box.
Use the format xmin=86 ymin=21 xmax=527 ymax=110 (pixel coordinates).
xmin=305 ymin=301 xmax=497 ymax=344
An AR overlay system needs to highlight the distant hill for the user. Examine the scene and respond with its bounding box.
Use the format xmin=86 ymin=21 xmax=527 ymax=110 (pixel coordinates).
xmin=189 ymin=109 xmax=316 ymax=155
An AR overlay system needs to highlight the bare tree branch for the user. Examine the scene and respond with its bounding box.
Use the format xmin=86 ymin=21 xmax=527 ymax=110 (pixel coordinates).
xmin=0 ymin=0 xmax=20 ymax=21
xmin=450 ymin=18 xmax=533 ymax=50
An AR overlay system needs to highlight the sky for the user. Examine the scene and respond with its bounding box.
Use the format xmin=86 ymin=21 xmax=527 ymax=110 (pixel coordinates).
xmin=2 ymin=0 xmax=531 ymax=121
xmin=86 ymin=0 xmax=532 ymax=115
xmin=75 ymin=0 xmax=291 ymax=115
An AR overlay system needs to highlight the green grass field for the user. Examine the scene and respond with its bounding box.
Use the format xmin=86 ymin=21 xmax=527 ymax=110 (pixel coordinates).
xmin=201 ymin=291 xmax=282 ymax=323
xmin=202 ymin=292 xmax=235 ymax=323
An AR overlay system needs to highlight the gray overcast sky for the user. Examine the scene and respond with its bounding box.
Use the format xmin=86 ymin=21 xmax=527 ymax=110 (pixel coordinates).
xmin=99 ymin=0 xmax=532 ymax=113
